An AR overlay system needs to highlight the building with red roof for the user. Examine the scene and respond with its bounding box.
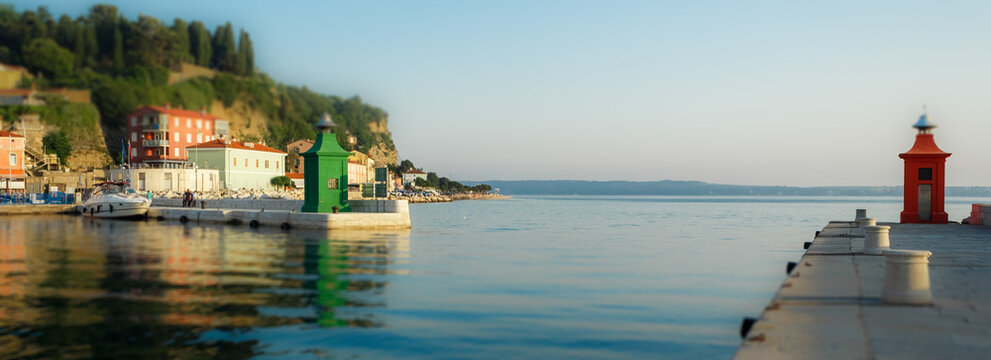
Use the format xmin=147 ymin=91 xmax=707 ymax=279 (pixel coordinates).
xmin=402 ymin=169 xmax=427 ymax=187
xmin=186 ymin=139 xmax=287 ymax=190
xmin=125 ymin=105 xmax=230 ymax=167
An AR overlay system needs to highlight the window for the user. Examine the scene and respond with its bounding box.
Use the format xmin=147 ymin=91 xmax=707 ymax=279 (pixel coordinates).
xmin=131 ymin=132 xmax=137 ymax=141
xmin=173 ymin=132 xmax=179 ymax=142
xmin=265 ymin=160 xmax=269 ymax=168
xmin=276 ymin=161 xmax=279 ymax=169
xmin=131 ymin=117 xmax=137 ymax=126
xmin=187 ymin=134 xmax=192 ymax=143
xmin=233 ymin=157 xmax=237 ymax=166
xmin=174 ymin=118 xmax=179 ymax=127
xmin=196 ymin=134 xmax=202 ymax=143
xmin=256 ymin=159 xmax=259 ymax=168
xmin=919 ymin=168 xmax=933 ymax=181
xmin=9 ymin=153 xmax=16 ymax=166
xmin=196 ymin=119 xmax=202 ymax=129
xmin=174 ymin=148 xmax=179 ymax=157
xmin=206 ymin=122 xmax=210 ymax=130
xmin=187 ymin=119 xmax=192 ymax=127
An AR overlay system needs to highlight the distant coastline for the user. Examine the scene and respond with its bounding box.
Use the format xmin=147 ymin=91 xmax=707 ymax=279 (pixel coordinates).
xmin=466 ymin=180 xmax=991 ymax=197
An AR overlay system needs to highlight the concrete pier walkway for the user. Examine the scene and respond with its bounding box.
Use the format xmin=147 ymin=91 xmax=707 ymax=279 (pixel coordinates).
xmin=145 ymin=199 xmax=411 ymax=230
xmin=0 ymin=204 xmax=77 ymax=215
xmin=736 ymin=221 xmax=991 ymax=359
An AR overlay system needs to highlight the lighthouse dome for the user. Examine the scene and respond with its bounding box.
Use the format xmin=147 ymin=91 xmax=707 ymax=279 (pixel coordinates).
xmin=913 ymin=113 xmax=936 ymax=131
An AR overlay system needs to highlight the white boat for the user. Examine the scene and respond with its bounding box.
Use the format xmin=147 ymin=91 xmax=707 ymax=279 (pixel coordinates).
xmin=78 ymin=182 xmax=151 ymax=219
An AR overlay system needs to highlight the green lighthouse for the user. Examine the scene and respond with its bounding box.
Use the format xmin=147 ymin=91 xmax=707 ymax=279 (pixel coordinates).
xmin=302 ymin=112 xmax=351 ymax=213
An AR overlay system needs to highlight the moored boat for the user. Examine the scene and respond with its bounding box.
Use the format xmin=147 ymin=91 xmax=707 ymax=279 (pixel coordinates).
xmin=78 ymin=182 xmax=151 ymax=219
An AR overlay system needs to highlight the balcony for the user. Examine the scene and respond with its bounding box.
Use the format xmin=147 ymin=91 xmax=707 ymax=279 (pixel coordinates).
xmin=142 ymin=139 xmax=169 ymax=147
xmin=142 ymin=122 xmax=168 ymax=131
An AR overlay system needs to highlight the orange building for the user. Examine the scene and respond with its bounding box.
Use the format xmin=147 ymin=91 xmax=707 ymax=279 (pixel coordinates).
xmin=0 ymin=130 xmax=25 ymax=192
xmin=126 ymin=105 xmax=228 ymax=167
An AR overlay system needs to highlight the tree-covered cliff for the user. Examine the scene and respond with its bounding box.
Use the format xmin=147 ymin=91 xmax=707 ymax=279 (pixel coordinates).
xmin=0 ymin=4 xmax=397 ymax=166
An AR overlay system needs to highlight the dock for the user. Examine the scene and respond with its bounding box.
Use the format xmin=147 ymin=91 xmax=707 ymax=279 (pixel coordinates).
xmin=736 ymin=219 xmax=991 ymax=359
xmin=146 ymin=199 xmax=411 ymax=230
xmin=0 ymin=204 xmax=77 ymax=215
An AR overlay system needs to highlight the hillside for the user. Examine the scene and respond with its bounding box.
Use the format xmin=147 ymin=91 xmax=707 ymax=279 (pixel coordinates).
xmin=0 ymin=4 xmax=398 ymax=168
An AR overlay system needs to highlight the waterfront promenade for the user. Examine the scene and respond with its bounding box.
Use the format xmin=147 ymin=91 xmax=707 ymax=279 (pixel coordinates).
xmin=736 ymin=219 xmax=991 ymax=359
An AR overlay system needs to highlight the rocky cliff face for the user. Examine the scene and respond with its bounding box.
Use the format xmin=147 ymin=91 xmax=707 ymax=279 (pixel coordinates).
xmin=209 ymin=99 xmax=269 ymax=141
xmin=368 ymin=143 xmax=398 ymax=167
xmin=366 ymin=118 xmax=398 ymax=166
xmin=213 ymin=98 xmax=399 ymax=166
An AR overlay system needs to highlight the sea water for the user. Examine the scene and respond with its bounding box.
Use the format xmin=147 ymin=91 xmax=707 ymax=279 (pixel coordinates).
xmin=0 ymin=196 xmax=983 ymax=359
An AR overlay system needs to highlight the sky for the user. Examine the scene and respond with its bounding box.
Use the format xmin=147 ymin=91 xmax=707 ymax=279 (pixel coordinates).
xmin=13 ymin=1 xmax=991 ymax=186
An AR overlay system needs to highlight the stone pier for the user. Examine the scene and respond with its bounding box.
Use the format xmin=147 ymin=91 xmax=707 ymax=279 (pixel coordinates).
xmin=147 ymin=199 xmax=411 ymax=230
xmin=736 ymin=220 xmax=991 ymax=359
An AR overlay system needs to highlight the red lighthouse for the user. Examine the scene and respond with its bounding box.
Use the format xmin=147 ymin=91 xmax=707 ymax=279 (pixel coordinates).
xmin=899 ymin=112 xmax=950 ymax=224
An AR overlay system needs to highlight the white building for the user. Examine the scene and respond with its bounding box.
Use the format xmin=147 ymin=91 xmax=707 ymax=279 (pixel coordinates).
xmin=402 ymin=169 xmax=427 ymax=186
xmin=186 ymin=139 xmax=288 ymax=190
xmin=105 ymin=166 xmax=220 ymax=192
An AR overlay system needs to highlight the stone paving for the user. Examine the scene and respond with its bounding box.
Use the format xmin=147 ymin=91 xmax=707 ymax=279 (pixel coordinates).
xmin=735 ymin=219 xmax=991 ymax=359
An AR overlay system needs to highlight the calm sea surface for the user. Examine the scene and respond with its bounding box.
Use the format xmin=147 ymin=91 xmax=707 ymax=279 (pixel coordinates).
xmin=0 ymin=196 xmax=985 ymax=359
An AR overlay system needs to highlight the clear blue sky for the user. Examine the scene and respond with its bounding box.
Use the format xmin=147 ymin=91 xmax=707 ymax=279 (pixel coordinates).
xmin=15 ymin=1 xmax=991 ymax=186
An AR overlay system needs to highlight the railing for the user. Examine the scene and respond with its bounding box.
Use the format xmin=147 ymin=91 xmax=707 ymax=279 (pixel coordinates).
xmin=142 ymin=139 xmax=169 ymax=147
xmin=0 ymin=192 xmax=76 ymax=205
xmin=142 ymin=123 xmax=168 ymax=131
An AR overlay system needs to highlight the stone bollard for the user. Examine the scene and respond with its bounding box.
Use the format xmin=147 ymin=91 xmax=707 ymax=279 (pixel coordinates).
xmin=857 ymin=217 xmax=876 ymax=229
xmin=863 ymin=225 xmax=891 ymax=255
xmin=855 ymin=208 xmax=867 ymax=221
xmin=882 ymin=250 xmax=933 ymax=305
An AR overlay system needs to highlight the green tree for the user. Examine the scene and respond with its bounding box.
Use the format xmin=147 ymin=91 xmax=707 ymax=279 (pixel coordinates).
xmin=427 ymin=172 xmax=439 ymax=187
xmin=212 ymin=73 xmax=238 ymax=106
xmin=211 ymin=22 xmax=236 ymax=71
xmin=414 ymin=177 xmax=428 ymax=188
xmin=448 ymin=181 xmax=465 ymax=193
xmin=22 ymin=38 xmax=74 ymax=81
xmin=111 ymin=25 xmax=123 ymax=67
xmin=83 ymin=22 xmax=98 ymax=66
xmin=188 ymin=21 xmax=211 ymax=67
xmin=270 ymin=175 xmax=293 ymax=188
xmin=43 ymin=130 xmax=72 ymax=165
xmin=54 ymin=15 xmax=76 ymax=48
xmin=72 ymin=21 xmax=86 ymax=68
xmin=88 ymin=4 xmax=119 ymax=62
xmin=237 ymin=29 xmax=253 ymax=75
xmin=438 ymin=177 xmax=451 ymax=190
xmin=397 ymin=160 xmax=415 ymax=174
xmin=171 ymin=18 xmax=189 ymax=61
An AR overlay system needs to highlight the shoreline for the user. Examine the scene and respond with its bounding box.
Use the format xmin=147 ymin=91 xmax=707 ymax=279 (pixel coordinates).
xmin=391 ymin=194 xmax=512 ymax=203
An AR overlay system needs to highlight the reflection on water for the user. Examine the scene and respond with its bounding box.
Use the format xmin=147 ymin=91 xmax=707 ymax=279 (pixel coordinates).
xmin=0 ymin=216 xmax=409 ymax=359
xmin=5 ymin=197 xmax=984 ymax=359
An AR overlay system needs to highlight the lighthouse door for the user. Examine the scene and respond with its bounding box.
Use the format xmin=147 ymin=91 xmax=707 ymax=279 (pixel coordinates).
xmin=918 ymin=184 xmax=931 ymax=221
